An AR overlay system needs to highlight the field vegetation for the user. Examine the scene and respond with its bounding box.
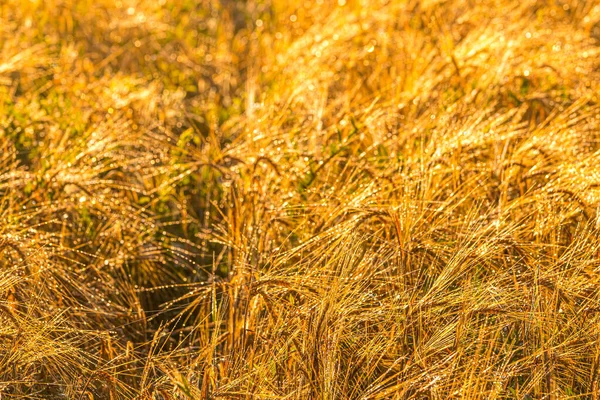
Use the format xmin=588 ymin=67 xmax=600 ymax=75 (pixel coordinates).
xmin=1 ymin=0 xmax=600 ymax=398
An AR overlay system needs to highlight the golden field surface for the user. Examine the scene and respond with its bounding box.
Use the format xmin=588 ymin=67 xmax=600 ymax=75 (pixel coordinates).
xmin=1 ymin=0 xmax=600 ymax=398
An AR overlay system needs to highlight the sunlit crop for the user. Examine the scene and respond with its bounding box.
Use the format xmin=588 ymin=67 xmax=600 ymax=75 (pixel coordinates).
xmin=1 ymin=0 xmax=600 ymax=398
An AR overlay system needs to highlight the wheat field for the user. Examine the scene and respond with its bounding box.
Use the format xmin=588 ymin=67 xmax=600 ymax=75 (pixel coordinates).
xmin=1 ymin=0 xmax=600 ymax=398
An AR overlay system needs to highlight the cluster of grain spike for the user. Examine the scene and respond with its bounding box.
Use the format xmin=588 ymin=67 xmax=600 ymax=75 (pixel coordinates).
xmin=1 ymin=0 xmax=600 ymax=398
